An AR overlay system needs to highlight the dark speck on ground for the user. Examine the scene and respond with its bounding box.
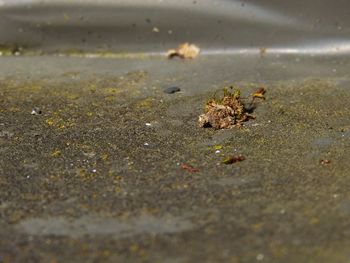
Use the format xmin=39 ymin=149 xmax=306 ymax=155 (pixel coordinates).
xmin=163 ymin=86 xmax=181 ymax=94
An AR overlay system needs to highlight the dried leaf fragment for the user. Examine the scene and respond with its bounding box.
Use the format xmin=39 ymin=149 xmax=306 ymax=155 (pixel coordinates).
xmin=222 ymin=155 xmax=245 ymax=165
xmin=167 ymin=43 xmax=200 ymax=59
xmin=181 ymin=163 xmax=199 ymax=173
xmin=252 ymin=87 xmax=266 ymax=100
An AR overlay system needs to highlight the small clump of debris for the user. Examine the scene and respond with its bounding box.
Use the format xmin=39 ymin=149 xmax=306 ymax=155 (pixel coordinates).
xmin=167 ymin=43 xmax=200 ymax=59
xmin=198 ymin=87 xmax=266 ymax=129
xmin=222 ymin=155 xmax=246 ymax=165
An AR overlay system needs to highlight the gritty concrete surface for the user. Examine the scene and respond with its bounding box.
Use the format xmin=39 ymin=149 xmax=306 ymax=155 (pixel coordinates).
xmin=1 ymin=55 xmax=350 ymax=262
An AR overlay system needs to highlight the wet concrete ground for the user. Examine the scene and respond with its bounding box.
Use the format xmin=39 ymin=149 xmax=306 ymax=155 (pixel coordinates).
xmin=1 ymin=55 xmax=350 ymax=262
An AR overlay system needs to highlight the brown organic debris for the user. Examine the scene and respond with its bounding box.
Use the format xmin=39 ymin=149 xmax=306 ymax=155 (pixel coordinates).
xmin=252 ymin=87 xmax=266 ymax=100
xmin=198 ymin=86 xmax=265 ymax=129
xmin=222 ymin=155 xmax=246 ymax=165
xmin=181 ymin=163 xmax=199 ymax=173
xmin=320 ymin=159 xmax=331 ymax=165
xmin=167 ymin=43 xmax=200 ymax=59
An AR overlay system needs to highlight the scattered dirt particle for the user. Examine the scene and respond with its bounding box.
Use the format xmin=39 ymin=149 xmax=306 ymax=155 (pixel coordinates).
xmin=0 ymin=130 xmax=14 ymax=139
xmin=31 ymin=107 xmax=42 ymax=115
xmin=181 ymin=163 xmax=199 ymax=173
xmin=46 ymin=118 xmax=55 ymax=126
xmin=222 ymin=155 xmax=246 ymax=165
xmin=51 ymin=149 xmax=61 ymax=157
xmin=167 ymin=43 xmax=200 ymax=59
xmin=320 ymin=159 xmax=331 ymax=165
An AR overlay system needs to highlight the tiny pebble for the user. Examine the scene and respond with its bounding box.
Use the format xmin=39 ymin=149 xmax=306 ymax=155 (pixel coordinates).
xmin=215 ymin=150 xmax=221 ymax=154
xmin=268 ymin=120 xmax=272 ymax=123
xmin=163 ymin=86 xmax=181 ymax=94
xmin=144 ymin=143 xmax=149 ymax=146
xmin=92 ymin=169 xmax=97 ymax=173
xmin=31 ymin=107 xmax=42 ymax=115
xmin=256 ymin=254 xmax=264 ymax=261
xmin=145 ymin=123 xmax=152 ymax=126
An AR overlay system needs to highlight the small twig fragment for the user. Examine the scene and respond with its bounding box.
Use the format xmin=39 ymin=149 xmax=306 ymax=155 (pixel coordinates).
xmin=181 ymin=163 xmax=199 ymax=173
